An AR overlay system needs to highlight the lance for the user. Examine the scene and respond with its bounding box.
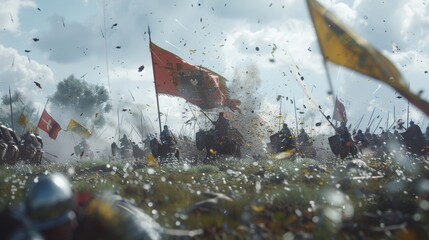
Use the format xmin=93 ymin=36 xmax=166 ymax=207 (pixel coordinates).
xmin=366 ymin=108 xmax=376 ymax=129
xmin=318 ymin=109 xmax=336 ymax=131
xmin=200 ymin=110 xmax=215 ymax=125
xmin=353 ymin=114 xmax=365 ymax=133
xmin=372 ymin=117 xmax=384 ymax=134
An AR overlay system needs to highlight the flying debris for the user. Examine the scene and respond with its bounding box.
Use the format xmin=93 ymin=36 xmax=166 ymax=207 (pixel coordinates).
xmin=37 ymin=7 xmax=41 ymax=11
xmin=62 ymin=17 xmax=65 ymax=27
xmin=138 ymin=65 xmax=145 ymax=72
xmin=95 ymin=112 xmax=99 ymax=118
xmin=255 ymin=46 xmax=260 ymax=51
xmin=80 ymin=113 xmax=83 ymax=116
xmin=111 ymin=23 xmax=118 ymax=29
xmin=129 ymin=90 xmax=135 ymax=101
xmin=122 ymin=109 xmax=128 ymax=112
xmin=10 ymin=13 xmax=13 ymax=23
xmin=80 ymin=73 xmax=88 ymax=79
xmin=116 ymin=46 xmax=121 ymax=49
xmin=315 ymin=122 xmax=322 ymax=127
xmin=32 ymin=38 xmax=39 ymax=42
xmin=24 ymin=50 xmax=31 ymax=53
xmin=34 ymin=81 xmax=42 ymax=89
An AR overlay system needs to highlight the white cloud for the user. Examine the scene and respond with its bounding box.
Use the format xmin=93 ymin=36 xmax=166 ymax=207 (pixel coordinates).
xmin=0 ymin=0 xmax=36 ymax=32
xmin=0 ymin=44 xmax=54 ymax=103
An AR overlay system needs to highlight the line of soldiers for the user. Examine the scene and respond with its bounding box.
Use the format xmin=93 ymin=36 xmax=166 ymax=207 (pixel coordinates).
xmin=0 ymin=122 xmax=43 ymax=165
xmin=351 ymin=120 xmax=428 ymax=157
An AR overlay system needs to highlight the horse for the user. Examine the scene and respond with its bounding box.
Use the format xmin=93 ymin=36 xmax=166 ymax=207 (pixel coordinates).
xmin=196 ymin=128 xmax=242 ymax=159
xmin=328 ymin=135 xmax=358 ymax=160
xmin=150 ymin=138 xmax=179 ymax=164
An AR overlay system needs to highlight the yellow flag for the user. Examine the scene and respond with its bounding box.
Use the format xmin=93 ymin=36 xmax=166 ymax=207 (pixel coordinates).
xmin=307 ymin=0 xmax=429 ymax=116
xmin=67 ymin=119 xmax=92 ymax=139
xmin=18 ymin=113 xmax=28 ymax=126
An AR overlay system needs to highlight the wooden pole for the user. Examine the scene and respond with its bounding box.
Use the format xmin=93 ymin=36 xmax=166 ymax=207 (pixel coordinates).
xmin=148 ymin=26 xmax=163 ymax=135
xmin=8 ymin=86 xmax=14 ymax=130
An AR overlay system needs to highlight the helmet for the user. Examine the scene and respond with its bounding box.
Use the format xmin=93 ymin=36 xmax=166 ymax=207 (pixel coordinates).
xmin=25 ymin=174 xmax=75 ymax=230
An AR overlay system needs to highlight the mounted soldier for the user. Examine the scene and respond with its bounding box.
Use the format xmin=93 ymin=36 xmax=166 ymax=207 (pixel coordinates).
xmin=277 ymin=123 xmax=295 ymax=152
xmin=160 ymin=125 xmax=177 ymax=147
xmin=119 ymin=134 xmax=131 ymax=149
xmin=402 ymin=121 xmax=426 ymax=156
xmin=297 ymin=128 xmax=316 ymax=158
xmin=150 ymin=126 xmax=180 ymax=163
xmin=214 ymin=112 xmax=230 ymax=143
xmin=196 ymin=111 xmax=242 ymax=159
xmin=354 ymin=129 xmax=369 ymax=148
xmin=297 ymin=128 xmax=310 ymax=147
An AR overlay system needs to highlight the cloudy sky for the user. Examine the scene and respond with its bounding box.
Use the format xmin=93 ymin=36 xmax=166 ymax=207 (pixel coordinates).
xmin=1 ymin=0 xmax=428 ymax=154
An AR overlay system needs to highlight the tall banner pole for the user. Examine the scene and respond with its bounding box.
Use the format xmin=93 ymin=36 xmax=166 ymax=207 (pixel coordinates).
xmin=36 ymin=98 xmax=50 ymax=129
xmin=9 ymin=86 xmax=14 ymax=130
xmin=117 ymin=107 xmax=120 ymax=142
xmin=293 ymin=97 xmax=299 ymax=137
xmin=148 ymin=26 xmax=163 ymax=135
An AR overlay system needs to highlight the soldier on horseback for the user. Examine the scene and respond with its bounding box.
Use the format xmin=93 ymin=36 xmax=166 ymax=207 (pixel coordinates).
xmin=160 ymin=125 xmax=176 ymax=147
xmin=297 ymin=128 xmax=310 ymax=147
xmin=337 ymin=122 xmax=352 ymax=145
xmin=354 ymin=129 xmax=369 ymax=148
xmin=214 ymin=112 xmax=230 ymax=143
xmin=403 ymin=121 xmax=426 ymax=156
xmin=277 ymin=123 xmax=295 ymax=152
xmin=119 ymin=134 xmax=131 ymax=148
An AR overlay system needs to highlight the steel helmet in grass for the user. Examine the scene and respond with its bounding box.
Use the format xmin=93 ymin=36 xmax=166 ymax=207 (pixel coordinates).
xmin=25 ymin=173 xmax=76 ymax=230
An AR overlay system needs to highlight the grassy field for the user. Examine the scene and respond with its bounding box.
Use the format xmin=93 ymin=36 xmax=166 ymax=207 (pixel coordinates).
xmin=1 ymin=153 xmax=429 ymax=239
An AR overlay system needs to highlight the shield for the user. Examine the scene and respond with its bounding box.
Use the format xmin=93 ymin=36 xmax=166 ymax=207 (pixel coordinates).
xmin=150 ymin=138 xmax=161 ymax=158
xmin=269 ymin=132 xmax=280 ymax=144
xmin=328 ymin=135 xmax=341 ymax=155
xmin=196 ymin=130 xmax=206 ymax=151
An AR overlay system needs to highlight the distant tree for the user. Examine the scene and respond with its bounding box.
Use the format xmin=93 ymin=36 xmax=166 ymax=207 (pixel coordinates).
xmin=51 ymin=75 xmax=111 ymax=128
xmin=0 ymin=90 xmax=38 ymax=133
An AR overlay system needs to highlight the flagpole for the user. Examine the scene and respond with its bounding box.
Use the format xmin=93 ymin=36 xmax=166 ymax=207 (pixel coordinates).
xmin=117 ymin=107 xmax=120 ymax=142
xmin=407 ymin=83 xmax=410 ymax=128
xmin=148 ymin=26 xmax=163 ymax=135
xmin=293 ymin=97 xmax=298 ymax=137
xmin=37 ymin=98 xmax=50 ymax=130
xmin=8 ymin=86 xmax=14 ymax=130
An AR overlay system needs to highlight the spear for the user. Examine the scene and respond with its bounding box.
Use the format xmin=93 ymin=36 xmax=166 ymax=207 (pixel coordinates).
xmin=372 ymin=117 xmax=383 ymax=134
xmin=9 ymin=86 xmax=14 ymax=130
xmin=366 ymin=108 xmax=376 ymax=130
xmin=353 ymin=114 xmax=365 ymax=133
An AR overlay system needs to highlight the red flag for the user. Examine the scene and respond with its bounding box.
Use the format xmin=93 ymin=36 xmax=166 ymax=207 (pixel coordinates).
xmin=333 ymin=97 xmax=347 ymax=123
xmin=150 ymin=42 xmax=241 ymax=111
xmin=37 ymin=109 xmax=61 ymax=139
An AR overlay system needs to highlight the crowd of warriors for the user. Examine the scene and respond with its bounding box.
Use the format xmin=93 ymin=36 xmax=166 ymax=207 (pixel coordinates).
xmin=0 ymin=122 xmax=43 ymax=165
xmin=352 ymin=120 xmax=428 ymax=159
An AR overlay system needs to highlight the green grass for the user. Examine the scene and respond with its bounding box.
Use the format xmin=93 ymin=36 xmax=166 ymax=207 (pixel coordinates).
xmin=1 ymin=154 xmax=429 ymax=239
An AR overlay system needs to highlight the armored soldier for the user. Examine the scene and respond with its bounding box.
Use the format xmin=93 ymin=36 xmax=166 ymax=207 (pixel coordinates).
xmin=214 ymin=112 xmax=230 ymax=142
xmin=160 ymin=125 xmax=176 ymax=147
